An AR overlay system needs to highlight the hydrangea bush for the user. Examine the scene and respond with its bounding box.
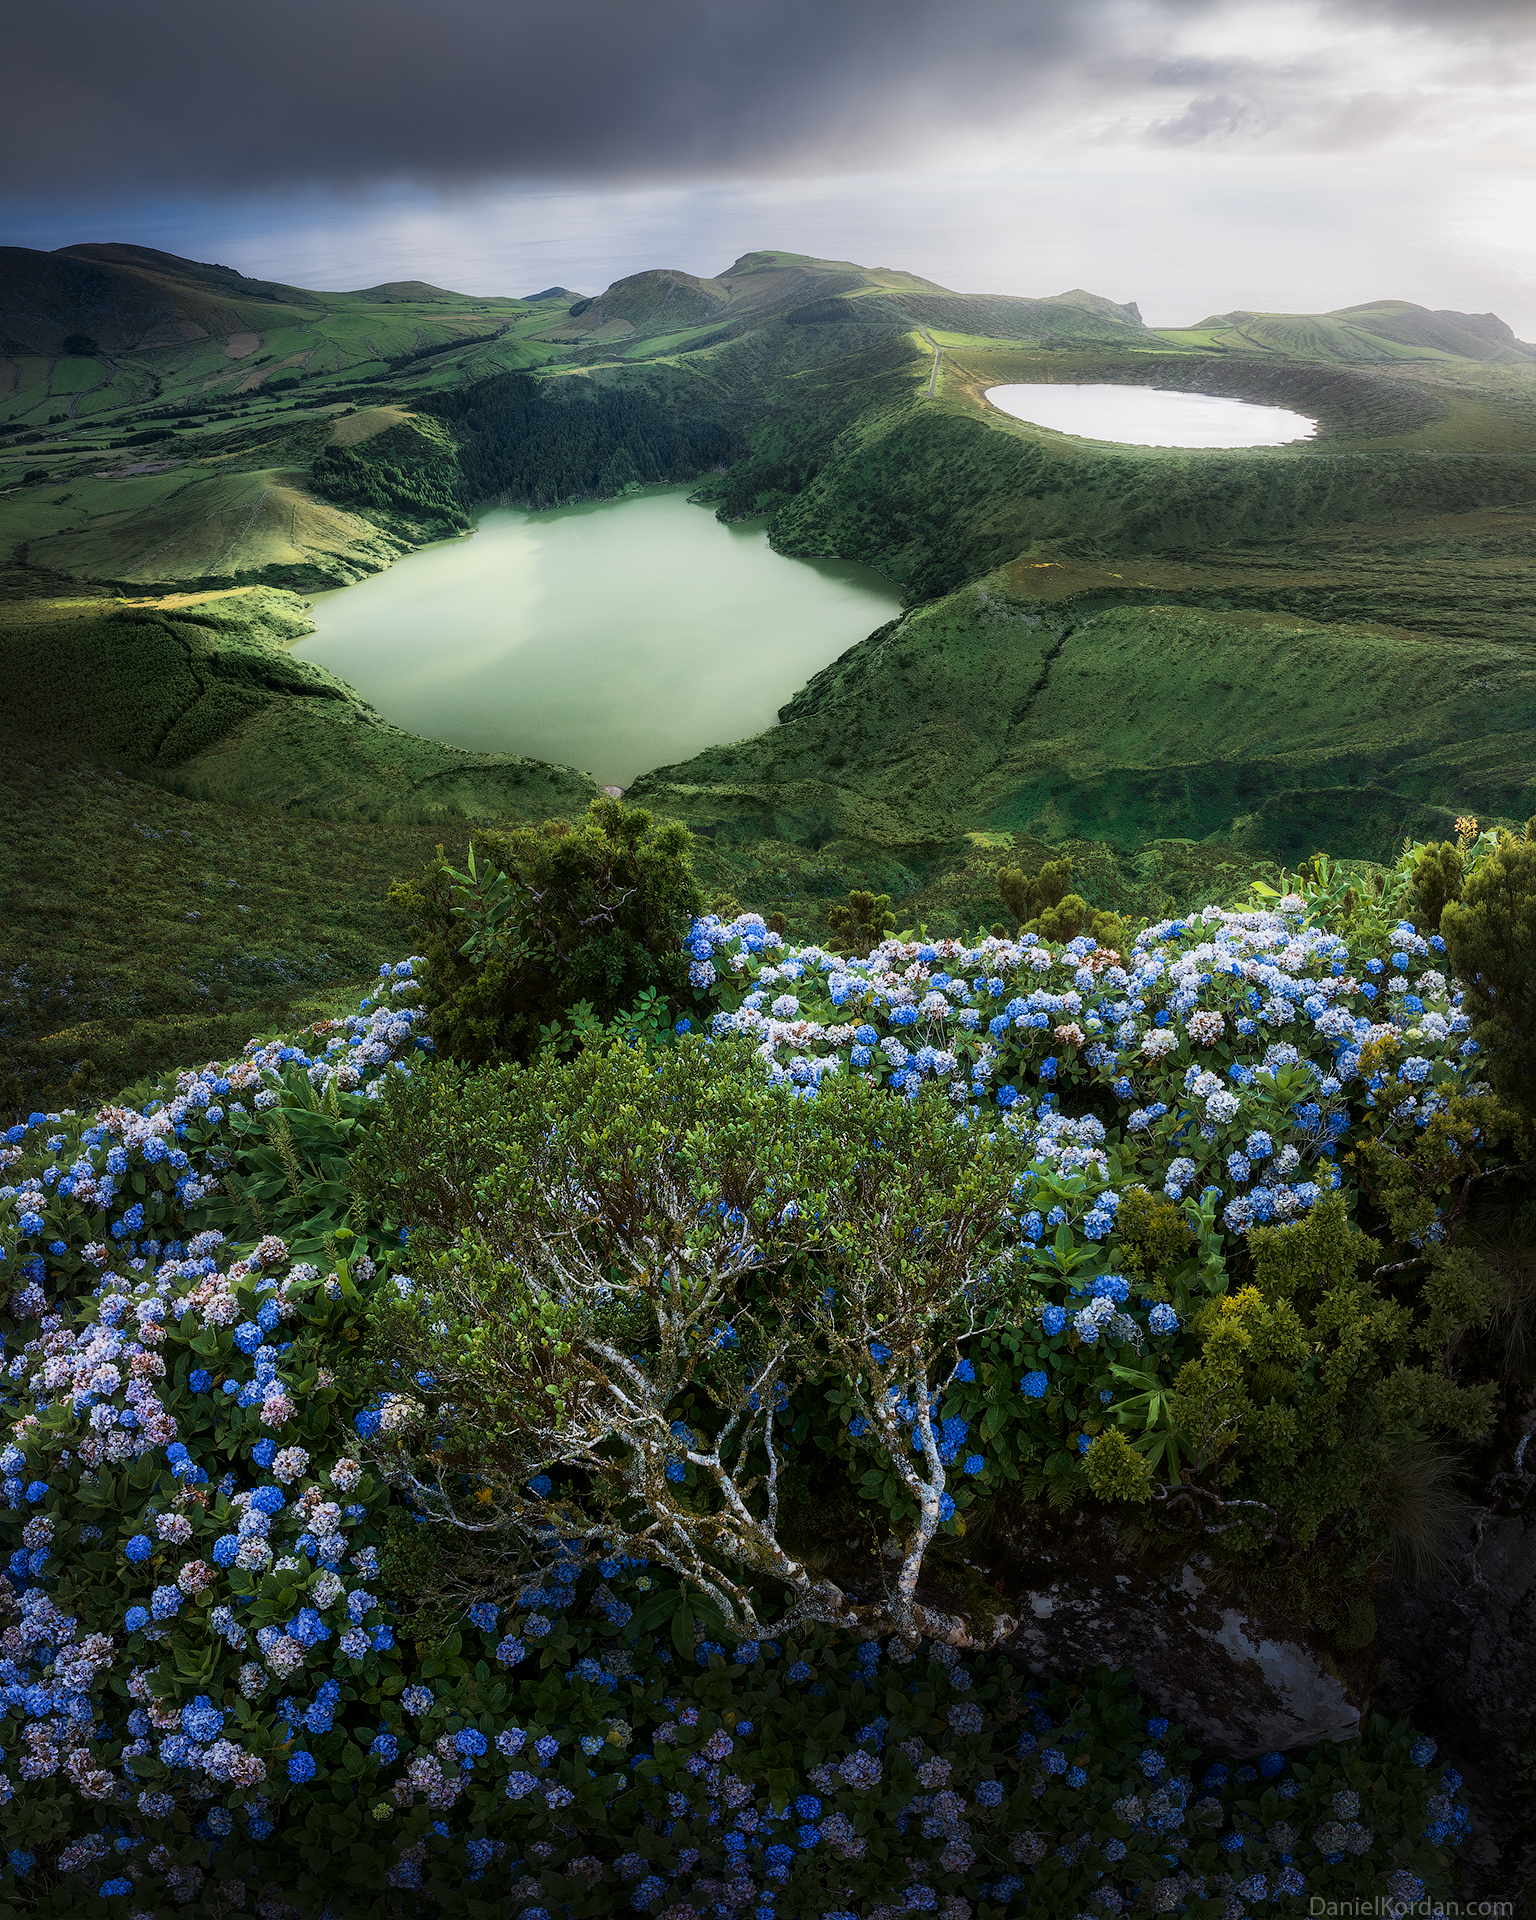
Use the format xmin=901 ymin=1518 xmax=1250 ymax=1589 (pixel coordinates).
xmin=674 ymin=890 xmax=1508 ymax=1542
xmin=0 ymin=850 xmax=1510 ymax=1911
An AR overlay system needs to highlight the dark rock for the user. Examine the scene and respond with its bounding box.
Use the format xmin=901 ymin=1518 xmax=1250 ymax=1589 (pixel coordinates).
xmin=939 ymin=1514 xmax=1364 ymax=1755
xmin=1376 ymin=1488 xmax=1536 ymax=1904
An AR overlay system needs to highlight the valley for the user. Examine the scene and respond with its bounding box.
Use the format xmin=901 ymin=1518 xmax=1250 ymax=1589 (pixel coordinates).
xmin=3 ymin=241 xmax=1535 ymax=1108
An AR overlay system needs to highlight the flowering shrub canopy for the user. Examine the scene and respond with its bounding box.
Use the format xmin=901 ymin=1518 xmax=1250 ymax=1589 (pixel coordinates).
xmin=0 ymin=848 xmax=1508 ymax=1910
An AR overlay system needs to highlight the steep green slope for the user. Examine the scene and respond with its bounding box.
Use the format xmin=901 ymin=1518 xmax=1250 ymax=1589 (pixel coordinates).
xmin=0 ymin=580 xmax=599 ymax=821
xmin=729 ymin=342 xmax=1536 ymax=598
xmin=631 ymin=555 xmax=1534 ymax=862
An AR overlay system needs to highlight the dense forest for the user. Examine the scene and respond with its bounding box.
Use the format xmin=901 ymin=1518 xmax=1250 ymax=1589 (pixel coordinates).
xmin=427 ymin=371 xmax=741 ymax=506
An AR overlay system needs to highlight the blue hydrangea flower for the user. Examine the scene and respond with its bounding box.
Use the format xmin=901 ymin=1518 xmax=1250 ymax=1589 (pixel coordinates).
xmin=181 ymin=1695 xmax=225 ymax=1741
xmin=1020 ymin=1370 xmax=1048 ymax=1398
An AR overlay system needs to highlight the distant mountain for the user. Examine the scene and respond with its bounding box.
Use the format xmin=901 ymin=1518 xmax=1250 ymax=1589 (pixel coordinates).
xmin=0 ymin=243 xmax=544 ymax=428
xmin=0 ymin=242 xmax=325 ymax=355
xmin=5 ymin=236 xmax=1533 ymax=446
xmin=527 ymin=249 xmax=1151 ymax=350
xmin=343 ymin=280 xmax=476 ymax=303
xmin=0 ymin=243 xmax=526 ymax=363
xmin=1164 ymin=299 xmax=1536 ymax=366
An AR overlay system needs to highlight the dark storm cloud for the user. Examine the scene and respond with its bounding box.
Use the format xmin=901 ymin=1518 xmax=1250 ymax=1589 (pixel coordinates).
xmin=1347 ymin=0 xmax=1536 ymax=22
xmin=2 ymin=0 xmax=1172 ymax=199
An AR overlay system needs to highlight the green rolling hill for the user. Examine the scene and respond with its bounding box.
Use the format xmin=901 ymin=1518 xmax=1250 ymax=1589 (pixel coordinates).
xmin=1152 ymin=297 xmax=1536 ymax=366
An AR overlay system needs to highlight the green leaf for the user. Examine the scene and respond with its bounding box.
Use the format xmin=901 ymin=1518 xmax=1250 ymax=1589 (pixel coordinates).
xmin=765 ymin=1767 xmax=798 ymax=1812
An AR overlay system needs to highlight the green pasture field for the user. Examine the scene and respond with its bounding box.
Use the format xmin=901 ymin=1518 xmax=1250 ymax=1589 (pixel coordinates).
xmin=0 ymin=467 xmax=198 ymax=556
xmin=0 ymin=288 xmax=564 ymax=430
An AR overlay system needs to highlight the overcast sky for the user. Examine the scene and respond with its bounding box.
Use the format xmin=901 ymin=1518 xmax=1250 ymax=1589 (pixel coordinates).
xmin=5 ymin=0 xmax=1536 ymax=331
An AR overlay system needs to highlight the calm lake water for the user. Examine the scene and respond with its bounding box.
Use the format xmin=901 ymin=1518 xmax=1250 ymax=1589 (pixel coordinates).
xmin=984 ymin=384 xmax=1318 ymax=448
xmin=294 ymin=488 xmax=902 ymax=787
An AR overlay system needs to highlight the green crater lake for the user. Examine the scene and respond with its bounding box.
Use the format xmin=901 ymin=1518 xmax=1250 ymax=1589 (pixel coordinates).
xmin=294 ymin=487 xmax=903 ymax=788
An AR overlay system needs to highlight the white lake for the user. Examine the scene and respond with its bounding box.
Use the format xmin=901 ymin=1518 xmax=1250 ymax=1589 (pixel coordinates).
xmin=984 ymin=384 xmax=1318 ymax=448
xmin=293 ymin=487 xmax=902 ymax=789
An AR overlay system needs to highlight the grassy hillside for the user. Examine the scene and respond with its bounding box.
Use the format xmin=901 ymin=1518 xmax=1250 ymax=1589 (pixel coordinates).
xmin=631 ymin=556 xmax=1533 ymax=860
xmin=0 ymin=744 xmax=485 ymax=1116
xmin=0 ymin=576 xmax=600 ymax=821
xmin=0 ymin=242 xmax=575 ymax=431
xmin=0 ymin=717 xmax=1296 ymax=1117
xmin=1151 ymin=297 xmax=1536 ymax=366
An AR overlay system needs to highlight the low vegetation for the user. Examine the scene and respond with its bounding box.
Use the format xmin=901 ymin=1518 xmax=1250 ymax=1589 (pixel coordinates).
xmin=0 ymin=807 xmax=1529 ymax=1909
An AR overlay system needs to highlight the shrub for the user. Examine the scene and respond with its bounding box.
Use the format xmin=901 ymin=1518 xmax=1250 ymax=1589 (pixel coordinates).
xmin=998 ymin=856 xmax=1127 ymax=955
xmin=390 ymin=798 xmax=702 ymax=1065
xmin=827 ymin=889 xmax=895 ymax=954
xmin=1440 ymin=822 xmax=1536 ymax=1118
xmin=1409 ymin=841 xmax=1464 ymax=935
xmin=685 ymin=886 xmax=1512 ymax=1581
xmin=358 ymin=1037 xmax=1033 ymax=1648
